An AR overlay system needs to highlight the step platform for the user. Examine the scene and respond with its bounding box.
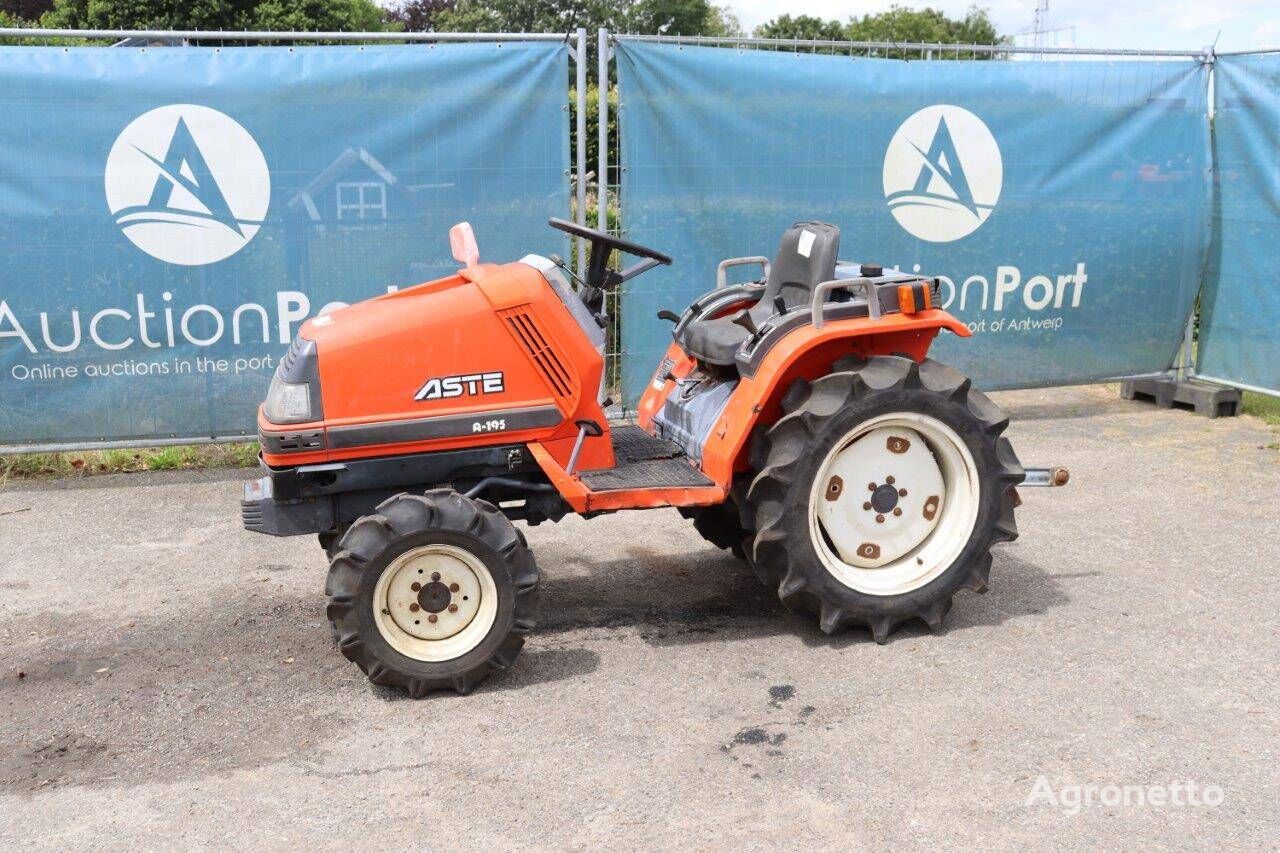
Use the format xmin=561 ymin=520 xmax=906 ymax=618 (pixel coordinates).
xmin=578 ymin=425 xmax=713 ymax=492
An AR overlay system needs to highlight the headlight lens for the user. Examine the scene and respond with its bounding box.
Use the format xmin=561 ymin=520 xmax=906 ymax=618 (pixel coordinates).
xmin=264 ymin=378 xmax=313 ymax=424
xmin=263 ymin=336 xmax=323 ymax=425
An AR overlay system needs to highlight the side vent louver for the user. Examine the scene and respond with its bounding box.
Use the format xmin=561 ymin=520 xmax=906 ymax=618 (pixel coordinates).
xmin=500 ymin=307 xmax=575 ymax=401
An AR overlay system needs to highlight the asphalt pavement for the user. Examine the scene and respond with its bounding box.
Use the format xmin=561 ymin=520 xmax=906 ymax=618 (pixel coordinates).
xmin=0 ymin=384 xmax=1277 ymax=849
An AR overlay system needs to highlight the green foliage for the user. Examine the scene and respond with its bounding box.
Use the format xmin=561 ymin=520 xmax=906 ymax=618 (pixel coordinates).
xmin=0 ymin=0 xmax=53 ymax=19
xmin=252 ymin=0 xmax=388 ymax=32
xmin=41 ymin=0 xmax=391 ymax=32
xmin=624 ymin=0 xmax=731 ymax=36
xmin=385 ymin=0 xmax=455 ymax=32
xmin=17 ymin=0 xmax=740 ymax=37
xmin=753 ymin=14 xmax=847 ymax=42
xmin=0 ymin=442 xmax=261 ymax=481
xmin=701 ymin=4 xmax=740 ymax=37
xmin=430 ymin=0 xmax=735 ymax=37
xmin=754 ymin=4 xmax=1006 ymax=57
xmin=570 ymin=84 xmax=617 ymax=185
xmin=849 ymin=5 xmax=1000 ymax=45
xmin=1243 ymin=392 xmax=1280 ymax=427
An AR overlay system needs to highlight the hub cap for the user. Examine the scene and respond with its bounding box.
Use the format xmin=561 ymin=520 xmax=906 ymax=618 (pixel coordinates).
xmin=809 ymin=413 xmax=979 ymax=596
xmin=372 ymin=544 xmax=498 ymax=662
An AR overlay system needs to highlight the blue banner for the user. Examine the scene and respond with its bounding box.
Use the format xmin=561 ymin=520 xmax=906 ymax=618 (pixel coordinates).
xmin=1197 ymin=53 xmax=1280 ymax=395
xmin=0 ymin=43 xmax=569 ymax=447
xmin=616 ymin=42 xmax=1210 ymax=406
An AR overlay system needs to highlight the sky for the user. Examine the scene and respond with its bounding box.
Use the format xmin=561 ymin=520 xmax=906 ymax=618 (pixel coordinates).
xmin=728 ymin=0 xmax=1280 ymax=53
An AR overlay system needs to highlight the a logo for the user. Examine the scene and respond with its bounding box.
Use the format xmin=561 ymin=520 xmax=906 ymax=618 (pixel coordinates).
xmin=105 ymin=104 xmax=270 ymax=266
xmin=883 ymin=105 xmax=1002 ymax=243
xmin=416 ymin=372 xmax=505 ymax=401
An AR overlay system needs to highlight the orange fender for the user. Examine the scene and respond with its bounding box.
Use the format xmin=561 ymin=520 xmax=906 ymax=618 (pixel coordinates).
xmin=639 ymin=309 xmax=970 ymax=491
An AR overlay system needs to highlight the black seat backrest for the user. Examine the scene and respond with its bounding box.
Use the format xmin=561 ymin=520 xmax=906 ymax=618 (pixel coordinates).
xmin=764 ymin=221 xmax=841 ymax=309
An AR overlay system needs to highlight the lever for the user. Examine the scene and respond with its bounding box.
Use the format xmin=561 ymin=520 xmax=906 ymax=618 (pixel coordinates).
xmin=656 ymin=309 xmax=680 ymax=324
xmin=565 ymin=419 xmax=604 ymax=476
xmin=773 ymin=295 xmax=786 ymax=315
xmin=731 ymin=308 xmax=758 ymax=335
xmin=549 ymin=253 xmax=587 ymax=289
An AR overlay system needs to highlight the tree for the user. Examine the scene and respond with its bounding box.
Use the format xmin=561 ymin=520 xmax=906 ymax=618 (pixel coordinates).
xmin=753 ymin=5 xmax=1005 ymax=57
xmin=385 ymin=0 xmax=455 ymax=32
xmin=252 ymin=0 xmax=388 ymax=31
xmin=848 ymin=5 xmax=1001 ymax=46
xmin=42 ymin=0 xmax=391 ymax=32
xmin=430 ymin=0 xmax=734 ymax=37
xmin=703 ymin=4 xmax=740 ymax=37
xmin=753 ymin=14 xmax=846 ymax=42
xmin=624 ymin=0 xmax=728 ymax=36
xmin=0 ymin=0 xmax=53 ymax=20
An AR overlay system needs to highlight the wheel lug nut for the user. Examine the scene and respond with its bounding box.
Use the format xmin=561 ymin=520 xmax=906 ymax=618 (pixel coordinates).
xmin=862 ymin=501 xmax=872 ymax=511
xmin=893 ymin=508 xmax=902 ymax=517
xmin=876 ymin=514 xmax=885 ymax=523
xmin=431 ymin=572 xmax=441 ymax=581
xmin=448 ymin=604 xmax=458 ymax=613
xmin=449 ymin=583 xmax=460 ymax=592
xmin=867 ymin=482 xmax=877 ymax=491
xmin=899 ymin=488 xmax=908 ymax=497
xmin=409 ymin=603 xmax=420 ymax=612
xmin=428 ymin=614 xmax=438 ymax=624
xmin=411 ymin=582 xmax=421 ymax=591
xmin=886 ymin=476 xmax=896 ymax=485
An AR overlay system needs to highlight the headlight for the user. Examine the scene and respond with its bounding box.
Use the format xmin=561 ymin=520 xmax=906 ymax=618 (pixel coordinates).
xmin=264 ymin=378 xmax=313 ymax=423
xmin=263 ymin=337 xmax=323 ymax=424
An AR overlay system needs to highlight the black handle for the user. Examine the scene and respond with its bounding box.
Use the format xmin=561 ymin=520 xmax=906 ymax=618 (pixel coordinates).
xmin=731 ymin=308 xmax=758 ymax=335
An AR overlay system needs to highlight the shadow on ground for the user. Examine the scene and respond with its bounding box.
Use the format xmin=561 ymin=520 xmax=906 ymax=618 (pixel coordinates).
xmin=0 ymin=542 xmax=1069 ymax=794
xmin=534 ymin=544 xmax=1071 ymax=649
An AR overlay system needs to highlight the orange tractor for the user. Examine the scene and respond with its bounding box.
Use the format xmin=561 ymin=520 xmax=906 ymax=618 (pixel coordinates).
xmin=243 ymin=218 xmax=1064 ymax=697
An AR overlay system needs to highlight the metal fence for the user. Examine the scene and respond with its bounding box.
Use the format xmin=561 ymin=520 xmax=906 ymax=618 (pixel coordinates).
xmin=0 ymin=26 xmax=595 ymax=287
xmin=0 ymin=27 xmax=1273 ymax=450
xmin=612 ymin=32 xmax=1210 ymax=61
xmin=596 ymin=32 xmax=1224 ymax=413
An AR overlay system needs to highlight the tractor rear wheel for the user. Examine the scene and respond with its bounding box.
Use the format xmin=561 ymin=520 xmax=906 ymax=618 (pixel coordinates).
xmin=325 ymin=489 xmax=538 ymax=697
xmin=745 ymin=355 xmax=1022 ymax=643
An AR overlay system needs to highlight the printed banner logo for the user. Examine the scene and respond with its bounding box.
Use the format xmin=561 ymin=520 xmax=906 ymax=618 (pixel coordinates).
xmin=104 ymin=104 xmax=270 ymax=266
xmin=883 ymin=105 xmax=1002 ymax=243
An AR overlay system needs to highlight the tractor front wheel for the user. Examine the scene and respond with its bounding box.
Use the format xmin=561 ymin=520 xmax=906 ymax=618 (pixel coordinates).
xmin=325 ymin=489 xmax=538 ymax=697
xmin=746 ymin=355 xmax=1022 ymax=643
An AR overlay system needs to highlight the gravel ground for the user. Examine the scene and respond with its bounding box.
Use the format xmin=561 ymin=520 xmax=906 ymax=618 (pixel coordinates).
xmin=0 ymin=384 xmax=1276 ymax=849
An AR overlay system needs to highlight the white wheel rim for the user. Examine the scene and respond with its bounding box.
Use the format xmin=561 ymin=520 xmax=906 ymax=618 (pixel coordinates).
xmin=372 ymin=544 xmax=498 ymax=662
xmin=808 ymin=413 xmax=980 ymax=596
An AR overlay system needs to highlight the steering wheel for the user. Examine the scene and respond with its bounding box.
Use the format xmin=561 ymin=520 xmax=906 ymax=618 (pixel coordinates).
xmin=549 ymin=217 xmax=672 ymax=267
xmin=548 ymin=218 xmax=672 ymax=317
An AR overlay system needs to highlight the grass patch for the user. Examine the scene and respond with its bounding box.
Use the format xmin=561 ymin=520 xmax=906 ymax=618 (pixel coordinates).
xmin=1242 ymin=392 xmax=1280 ymax=427
xmin=1 ymin=442 xmax=260 ymax=483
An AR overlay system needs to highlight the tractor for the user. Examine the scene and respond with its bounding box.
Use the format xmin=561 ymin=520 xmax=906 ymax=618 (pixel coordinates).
xmin=242 ymin=218 xmax=1066 ymax=697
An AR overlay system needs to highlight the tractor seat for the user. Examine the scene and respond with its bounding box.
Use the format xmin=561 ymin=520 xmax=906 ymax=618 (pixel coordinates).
xmin=677 ymin=222 xmax=840 ymax=367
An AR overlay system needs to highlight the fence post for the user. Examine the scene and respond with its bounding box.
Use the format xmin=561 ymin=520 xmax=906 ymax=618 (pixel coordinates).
xmin=597 ymin=28 xmax=609 ymax=234
xmin=575 ymin=27 xmax=588 ymax=278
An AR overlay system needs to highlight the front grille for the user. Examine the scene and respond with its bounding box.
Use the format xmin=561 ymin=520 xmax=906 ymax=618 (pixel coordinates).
xmin=260 ymin=429 xmax=326 ymax=454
